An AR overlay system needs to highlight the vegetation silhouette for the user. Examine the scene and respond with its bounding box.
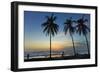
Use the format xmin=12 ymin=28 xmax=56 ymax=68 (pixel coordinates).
xmin=75 ymin=15 xmax=90 ymax=54
xmin=63 ymin=17 xmax=76 ymax=56
xmin=41 ymin=13 xmax=59 ymax=58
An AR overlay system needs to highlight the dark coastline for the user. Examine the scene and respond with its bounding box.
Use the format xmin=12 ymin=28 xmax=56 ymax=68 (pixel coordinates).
xmin=24 ymin=54 xmax=90 ymax=62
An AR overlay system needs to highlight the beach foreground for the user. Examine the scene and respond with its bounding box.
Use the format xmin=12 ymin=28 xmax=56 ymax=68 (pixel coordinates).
xmin=24 ymin=54 xmax=90 ymax=62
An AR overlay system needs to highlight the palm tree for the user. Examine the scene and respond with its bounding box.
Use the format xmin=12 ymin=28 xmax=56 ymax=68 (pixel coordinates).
xmin=76 ymin=15 xmax=90 ymax=54
xmin=41 ymin=14 xmax=59 ymax=58
xmin=64 ymin=17 xmax=76 ymax=56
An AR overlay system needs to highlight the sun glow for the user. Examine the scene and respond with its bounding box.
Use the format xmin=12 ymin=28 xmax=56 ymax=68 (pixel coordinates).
xmin=52 ymin=42 xmax=64 ymax=51
xmin=25 ymin=39 xmax=75 ymax=51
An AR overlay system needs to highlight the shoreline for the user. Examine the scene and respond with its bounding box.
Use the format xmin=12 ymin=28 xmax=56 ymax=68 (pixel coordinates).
xmin=24 ymin=54 xmax=90 ymax=62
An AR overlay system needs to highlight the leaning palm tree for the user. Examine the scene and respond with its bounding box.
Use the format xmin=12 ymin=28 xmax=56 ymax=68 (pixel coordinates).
xmin=76 ymin=15 xmax=90 ymax=54
xmin=41 ymin=14 xmax=59 ymax=58
xmin=64 ymin=17 xmax=76 ymax=56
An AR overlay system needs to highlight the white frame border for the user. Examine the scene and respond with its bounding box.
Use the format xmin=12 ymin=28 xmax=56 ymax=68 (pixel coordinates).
xmin=18 ymin=5 xmax=96 ymax=69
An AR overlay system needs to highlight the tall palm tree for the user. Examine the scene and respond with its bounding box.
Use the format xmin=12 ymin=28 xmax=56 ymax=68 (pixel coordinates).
xmin=76 ymin=15 xmax=90 ymax=54
xmin=64 ymin=17 xmax=76 ymax=56
xmin=41 ymin=14 xmax=59 ymax=58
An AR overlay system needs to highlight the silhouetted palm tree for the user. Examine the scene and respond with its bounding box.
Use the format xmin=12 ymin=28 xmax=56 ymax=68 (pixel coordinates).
xmin=41 ymin=14 xmax=59 ymax=58
xmin=76 ymin=15 xmax=90 ymax=54
xmin=64 ymin=17 xmax=76 ymax=56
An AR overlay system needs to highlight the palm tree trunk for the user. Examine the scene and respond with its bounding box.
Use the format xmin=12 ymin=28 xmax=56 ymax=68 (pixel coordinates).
xmin=84 ymin=34 xmax=89 ymax=54
xmin=50 ymin=33 xmax=52 ymax=58
xmin=70 ymin=33 xmax=76 ymax=56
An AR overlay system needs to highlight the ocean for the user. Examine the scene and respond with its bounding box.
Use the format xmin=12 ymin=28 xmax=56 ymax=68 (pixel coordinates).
xmin=24 ymin=48 xmax=89 ymax=59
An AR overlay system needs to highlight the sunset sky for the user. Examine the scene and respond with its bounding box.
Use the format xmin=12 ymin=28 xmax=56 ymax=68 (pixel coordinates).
xmin=24 ymin=11 xmax=90 ymax=54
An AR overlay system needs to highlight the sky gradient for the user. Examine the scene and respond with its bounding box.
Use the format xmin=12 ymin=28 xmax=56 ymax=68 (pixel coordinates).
xmin=24 ymin=11 xmax=90 ymax=55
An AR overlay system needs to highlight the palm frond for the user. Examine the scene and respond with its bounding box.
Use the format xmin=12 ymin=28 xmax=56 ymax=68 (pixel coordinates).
xmin=41 ymin=22 xmax=48 ymax=27
xmin=76 ymin=16 xmax=90 ymax=36
xmin=43 ymin=25 xmax=49 ymax=33
xmin=53 ymin=16 xmax=57 ymax=21
xmin=41 ymin=14 xmax=59 ymax=37
xmin=64 ymin=18 xmax=75 ymax=35
xmin=84 ymin=19 xmax=88 ymax=22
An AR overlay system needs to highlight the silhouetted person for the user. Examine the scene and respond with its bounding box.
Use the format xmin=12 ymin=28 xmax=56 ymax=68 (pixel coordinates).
xmin=62 ymin=51 xmax=64 ymax=57
xmin=27 ymin=54 xmax=29 ymax=60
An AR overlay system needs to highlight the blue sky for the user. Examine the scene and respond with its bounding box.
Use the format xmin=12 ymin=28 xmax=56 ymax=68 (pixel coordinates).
xmin=24 ymin=11 xmax=90 ymax=53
